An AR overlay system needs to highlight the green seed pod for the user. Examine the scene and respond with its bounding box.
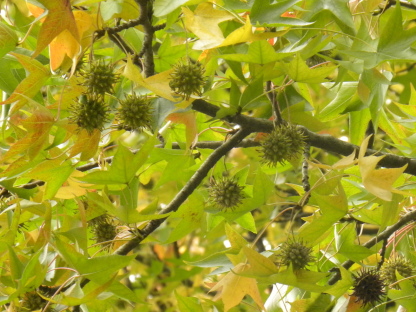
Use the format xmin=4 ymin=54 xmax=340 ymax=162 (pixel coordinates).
xmin=352 ymin=269 xmax=385 ymax=307
xmin=260 ymin=123 xmax=306 ymax=166
xmin=169 ymin=61 xmax=205 ymax=100
xmin=116 ymin=93 xmax=153 ymax=131
xmin=69 ymin=95 xmax=110 ymax=133
xmin=82 ymin=60 xmax=119 ymax=96
xmin=21 ymin=291 xmax=47 ymax=311
xmin=275 ymin=239 xmax=314 ymax=270
xmin=380 ymin=256 xmax=414 ymax=289
xmin=92 ymin=219 xmax=117 ymax=245
xmin=208 ymin=177 xmax=245 ymax=211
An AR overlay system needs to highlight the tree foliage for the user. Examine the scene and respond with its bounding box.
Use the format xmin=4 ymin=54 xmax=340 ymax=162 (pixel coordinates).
xmin=2 ymin=0 xmax=416 ymax=311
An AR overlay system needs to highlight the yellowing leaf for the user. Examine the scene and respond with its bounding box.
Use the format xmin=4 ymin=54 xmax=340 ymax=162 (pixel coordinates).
xmin=0 ymin=104 xmax=54 ymax=161
xmin=49 ymin=11 xmax=95 ymax=72
xmin=210 ymin=263 xmax=264 ymax=311
xmin=182 ymin=3 xmax=234 ymax=50
xmin=218 ymin=17 xmax=279 ymax=48
xmin=122 ymin=56 xmax=178 ymax=101
xmin=55 ymin=171 xmax=90 ymax=199
xmin=33 ymin=0 xmax=80 ymax=57
xmin=359 ymin=156 xmax=407 ymax=201
xmin=166 ymin=111 xmax=197 ymax=147
xmin=0 ymin=53 xmax=50 ymax=111
xmin=68 ymin=129 xmax=101 ymax=161
xmin=22 ymin=149 xmax=74 ymax=200
xmin=243 ymin=246 xmax=279 ymax=276
xmin=358 ymin=136 xmax=407 ymax=201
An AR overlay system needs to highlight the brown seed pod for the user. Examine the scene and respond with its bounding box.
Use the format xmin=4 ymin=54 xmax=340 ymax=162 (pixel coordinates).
xmin=352 ymin=269 xmax=385 ymax=306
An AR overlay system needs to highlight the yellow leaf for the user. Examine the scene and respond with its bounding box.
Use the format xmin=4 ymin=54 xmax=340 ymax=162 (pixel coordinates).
xmin=243 ymin=246 xmax=279 ymax=276
xmin=68 ymin=129 xmax=101 ymax=161
xmin=122 ymin=56 xmax=178 ymax=101
xmin=49 ymin=11 xmax=95 ymax=72
xmin=0 ymin=53 xmax=50 ymax=111
xmin=218 ymin=17 xmax=278 ymax=48
xmin=358 ymin=136 xmax=407 ymax=201
xmin=182 ymin=3 xmax=234 ymax=50
xmin=33 ymin=0 xmax=80 ymax=57
xmin=359 ymin=156 xmax=407 ymax=201
xmin=210 ymin=263 xmax=264 ymax=311
xmin=0 ymin=103 xmax=54 ymax=161
xmin=55 ymin=171 xmax=90 ymax=199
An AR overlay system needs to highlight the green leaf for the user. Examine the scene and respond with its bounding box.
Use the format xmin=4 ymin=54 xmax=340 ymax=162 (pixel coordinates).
xmin=250 ymin=168 xmax=275 ymax=207
xmin=175 ymin=291 xmax=204 ymax=312
xmin=185 ymin=252 xmax=233 ymax=269
xmin=18 ymin=248 xmax=47 ymax=292
xmin=299 ymin=187 xmax=348 ymax=244
xmin=251 ymin=0 xmax=312 ymax=26
xmin=326 ymin=266 xmax=353 ymax=298
xmin=154 ymin=0 xmax=189 ymax=17
xmin=318 ymin=82 xmax=358 ymax=121
xmin=7 ymin=246 xmax=24 ymax=284
xmin=75 ymin=255 xmax=135 ymax=283
xmin=283 ymin=53 xmax=337 ymax=83
xmin=378 ymin=1 xmax=416 ymax=56
xmin=0 ymin=23 xmax=17 ymax=59
xmin=0 ymin=58 xmax=20 ymax=94
xmin=154 ymin=35 xmax=187 ymax=72
xmin=165 ymin=193 xmax=205 ymax=243
xmin=335 ymin=223 xmax=373 ymax=263
xmin=305 ymin=0 xmax=355 ymax=36
xmin=262 ymin=269 xmax=331 ymax=293
xmin=221 ymin=40 xmax=289 ymax=64
xmin=233 ymin=212 xmax=256 ymax=233
xmin=240 ymin=75 xmax=266 ymax=110
xmin=81 ymin=136 xmax=156 ymax=185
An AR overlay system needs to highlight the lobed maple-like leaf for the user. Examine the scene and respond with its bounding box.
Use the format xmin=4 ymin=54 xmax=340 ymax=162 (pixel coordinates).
xmin=209 ymin=263 xmax=264 ymax=311
xmin=0 ymin=53 xmax=50 ymax=112
xmin=32 ymin=0 xmax=80 ymax=58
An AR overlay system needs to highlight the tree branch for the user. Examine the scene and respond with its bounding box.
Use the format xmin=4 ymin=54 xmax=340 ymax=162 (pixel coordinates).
xmin=327 ymin=209 xmax=416 ymax=285
xmin=191 ymin=99 xmax=416 ymax=176
xmin=114 ymin=127 xmax=252 ymax=255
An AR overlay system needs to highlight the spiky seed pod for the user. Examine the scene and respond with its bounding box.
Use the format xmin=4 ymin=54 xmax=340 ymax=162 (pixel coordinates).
xmin=21 ymin=291 xmax=47 ymax=311
xmin=92 ymin=219 xmax=117 ymax=245
xmin=260 ymin=123 xmax=306 ymax=166
xmin=380 ymin=256 xmax=414 ymax=288
xmin=208 ymin=177 xmax=245 ymax=211
xmin=352 ymin=269 xmax=386 ymax=307
xmin=82 ymin=61 xmax=119 ymax=96
xmin=69 ymin=96 xmax=110 ymax=133
xmin=169 ymin=61 xmax=205 ymax=100
xmin=276 ymin=239 xmax=314 ymax=270
xmin=116 ymin=94 xmax=153 ymax=131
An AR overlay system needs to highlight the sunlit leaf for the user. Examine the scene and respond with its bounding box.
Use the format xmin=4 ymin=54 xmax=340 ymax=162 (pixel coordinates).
xmin=33 ymin=0 xmax=80 ymax=57
xmin=210 ymin=263 xmax=264 ymax=311
xmin=0 ymin=53 xmax=50 ymax=111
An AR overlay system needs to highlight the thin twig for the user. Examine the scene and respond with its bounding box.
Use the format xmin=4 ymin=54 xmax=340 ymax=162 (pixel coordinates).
xmin=327 ymin=209 xmax=416 ymax=285
xmin=114 ymin=127 xmax=252 ymax=255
